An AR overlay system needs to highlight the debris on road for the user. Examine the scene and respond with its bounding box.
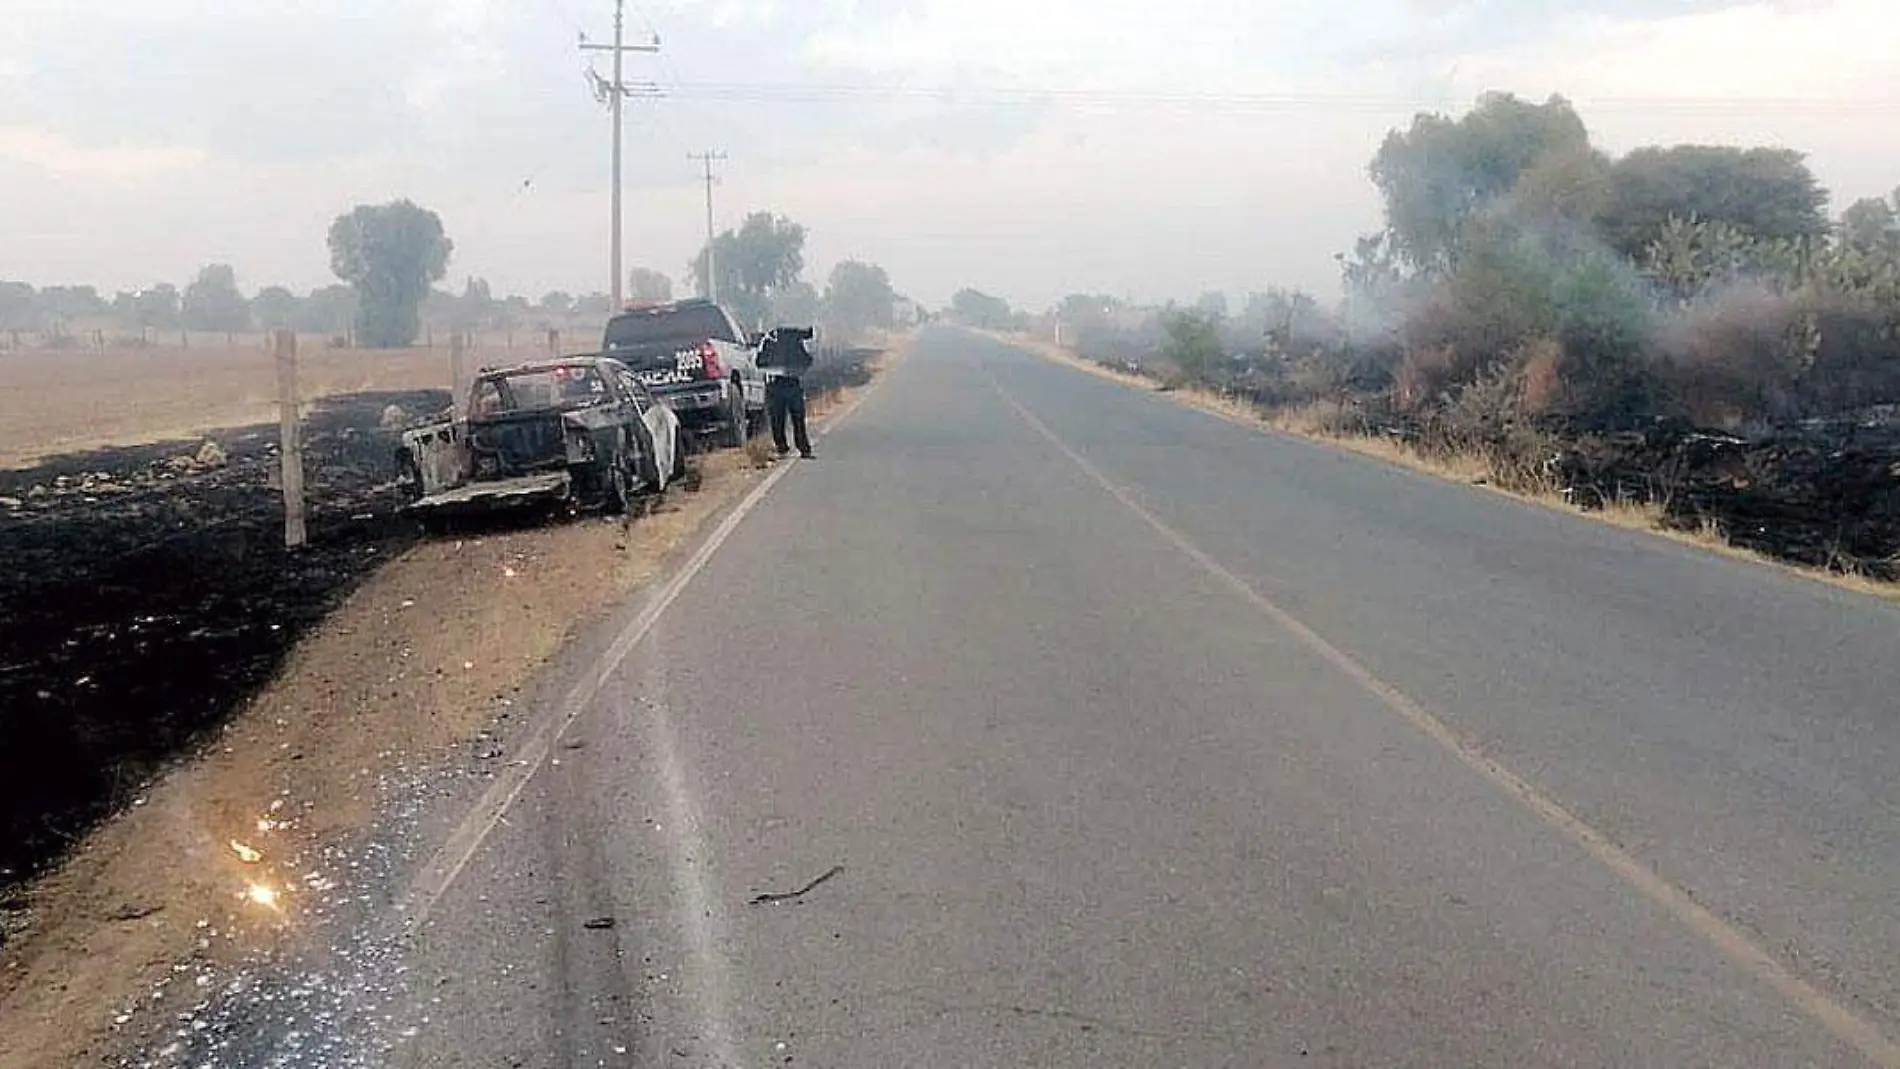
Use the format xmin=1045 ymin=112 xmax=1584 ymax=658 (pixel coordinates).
xmin=583 ymin=916 xmax=617 ymax=930
xmin=749 ymin=865 xmax=845 ymax=907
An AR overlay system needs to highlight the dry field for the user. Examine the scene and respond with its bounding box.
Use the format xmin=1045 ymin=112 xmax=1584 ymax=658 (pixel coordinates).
xmin=0 ymin=334 xmax=597 ymax=470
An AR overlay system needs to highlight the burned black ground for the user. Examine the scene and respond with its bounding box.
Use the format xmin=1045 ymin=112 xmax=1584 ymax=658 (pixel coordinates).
xmin=0 ymin=389 xmax=451 ymax=888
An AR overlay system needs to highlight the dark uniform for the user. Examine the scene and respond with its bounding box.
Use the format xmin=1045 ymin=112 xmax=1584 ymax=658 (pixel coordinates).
xmin=759 ymin=326 xmax=815 ymax=458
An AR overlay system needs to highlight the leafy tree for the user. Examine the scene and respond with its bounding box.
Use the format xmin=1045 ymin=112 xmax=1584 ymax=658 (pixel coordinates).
xmin=327 ymin=199 xmax=453 ymax=348
xmin=628 ymin=267 xmax=673 ymax=303
xmin=1510 ymin=146 xmax=1615 ymax=226
xmin=132 ymin=284 xmax=180 ymax=329
xmin=182 ymin=264 xmax=251 ymax=332
xmin=453 ymin=277 xmax=494 ymax=331
xmin=296 ymin=284 xmax=357 ymax=336
xmin=1161 ymin=310 xmax=1227 ymax=384
xmin=573 ymin=292 xmax=614 ymax=318
xmin=1194 ymin=291 xmax=1230 ymax=320
xmin=1840 ymin=189 xmax=1900 ymax=257
xmin=691 ymin=211 xmax=807 ymax=329
xmin=949 ymin=288 xmax=1013 ymax=328
xmin=822 ymin=260 xmax=896 ymax=338
xmin=0 ymin=281 xmax=36 ymax=331
xmin=1369 ymin=92 xmax=1591 ymax=272
xmin=39 ymin=285 xmax=108 ymax=323
xmin=251 ymin=285 xmax=301 ymax=330
xmin=771 ymin=279 xmax=821 ymax=326
xmin=1598 ymin=145 xmax=1829 ymax=260
xmin=539 ymin=291 xmax=574 ymax=316
xmin=1058 ymin=293 xmax=1117 ymax=323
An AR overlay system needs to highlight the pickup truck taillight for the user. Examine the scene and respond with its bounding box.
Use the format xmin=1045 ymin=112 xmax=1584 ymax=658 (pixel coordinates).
xmin=700 ymin=341 xmax=724 ymax=381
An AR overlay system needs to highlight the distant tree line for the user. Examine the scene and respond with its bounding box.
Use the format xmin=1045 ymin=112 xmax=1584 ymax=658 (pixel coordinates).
xmin=1044 ymin=91 xmax=1900 ymax=440
xmin=688 ymin=208 xmax=920 ymax=342
xmin=5 ymin=202 xmax=919 ymax=351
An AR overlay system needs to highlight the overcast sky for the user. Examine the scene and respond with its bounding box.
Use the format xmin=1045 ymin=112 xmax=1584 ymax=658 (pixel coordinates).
xmin=2 ymin=0 xmax=1897 ymax=309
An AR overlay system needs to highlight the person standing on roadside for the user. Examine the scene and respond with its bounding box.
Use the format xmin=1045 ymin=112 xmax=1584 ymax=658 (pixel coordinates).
xmin=758 ymin=326 xmax=815 ymax=459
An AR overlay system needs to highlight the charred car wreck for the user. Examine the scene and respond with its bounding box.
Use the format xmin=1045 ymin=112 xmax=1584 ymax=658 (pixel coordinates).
xmin=395 ymin=357 xmax=683 ymax=522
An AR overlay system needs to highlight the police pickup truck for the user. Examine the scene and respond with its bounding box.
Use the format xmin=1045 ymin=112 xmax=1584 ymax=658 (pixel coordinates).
xmin=600 ymin=298 xmax=766 ymax=449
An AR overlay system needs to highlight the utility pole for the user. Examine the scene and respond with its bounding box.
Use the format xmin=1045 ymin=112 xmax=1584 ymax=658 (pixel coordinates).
xmin=580 ymin=0 xmax=660 ymax=311
xmin=689 ymin=149 xmax=728 ymax=302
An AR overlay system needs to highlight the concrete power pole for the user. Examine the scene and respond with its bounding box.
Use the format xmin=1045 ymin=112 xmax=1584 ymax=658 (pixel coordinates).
xmin=689 ymin=150 xmax=728 ymax=302
xmin=580 ymin=0 xmax=660 ymax=311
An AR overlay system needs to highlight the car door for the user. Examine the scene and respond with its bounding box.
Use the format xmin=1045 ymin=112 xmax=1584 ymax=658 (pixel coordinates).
xmin=615 ymin=366 xmax=673 ymax=490
xmin=718 ymin=306 xmax=765 ymax=409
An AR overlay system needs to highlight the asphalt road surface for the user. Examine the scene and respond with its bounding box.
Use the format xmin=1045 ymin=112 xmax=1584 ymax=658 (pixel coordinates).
xmin=396 ymin=328 xmax=1900 ymax=1068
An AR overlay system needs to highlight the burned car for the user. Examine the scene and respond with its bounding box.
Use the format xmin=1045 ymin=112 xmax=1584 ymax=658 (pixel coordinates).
xmin=395 ymin=357 xmax=683 ymax=522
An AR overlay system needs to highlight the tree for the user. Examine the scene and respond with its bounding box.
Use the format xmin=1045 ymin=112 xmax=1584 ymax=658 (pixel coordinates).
xmin=1369 ymin=92 xmax=1592 ymax=272
xmin=327 ymin=199 xmax=453 ymax=348
xmin=133 ymin=284 xmax=181 ymax=330
xmin=1194 ymin=291 xmax=1230 ymax=320
xmin=1058 ymin=293 xmax=1117 ymax=324
xmin=296 ymin=284 xmax=357 ymax=336
xmin=251 ymin=285 xmax=301 ymax=330
xmin=1598 ymin=145 xmax=1829 ymax=260
xmin=1840 ymin=189 xmax=1900 ymax=257
xmin=627 ymin=267 xmax=673 ymax=303
xmin=0 ymin=282 xmax=36 ymax=331
xmin=949 ymin=288 xmax=1013 ymax=329
xmin=691 ymin=211 xmax=807 ymax=329
xmin=771 ymin=280 xmax=821 ymax=326
xmin=181 ymin=264 xmax=251 ymax=332
xmin=1161 ymin=310 xmax=1227 ymax=384
xmin=454 ymin=277 xmax=494 ymax=331
xmin=822 ymin=260 xmax=896 ymax=340
xmin=1510 ymin=146 xmax=1615 ymax=226
xmin=39 ymin=285 xmax=108 ymax=324
xmin=539 ymin=291 xmax=574 ymax=316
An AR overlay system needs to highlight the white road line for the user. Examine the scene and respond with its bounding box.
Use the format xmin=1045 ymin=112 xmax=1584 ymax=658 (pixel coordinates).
xmin=985 ymin=366 xmax=1900 ymax=1069
xmin=630 ymin=672 xmax=746 ymax=1069
xmin=401 ymin=364 xmax=896 ymax=930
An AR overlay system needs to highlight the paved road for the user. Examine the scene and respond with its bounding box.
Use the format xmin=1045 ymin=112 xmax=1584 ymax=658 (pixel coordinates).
xmin=399 ymin=328 xmax=1900 ymax=1068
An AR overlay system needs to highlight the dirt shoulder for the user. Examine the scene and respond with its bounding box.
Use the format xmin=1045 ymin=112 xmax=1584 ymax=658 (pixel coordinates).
xmin=1009 ymin=333 xmax=1900 ymax=603
xmin=0 ymin=354 xmax=896 ymax=1069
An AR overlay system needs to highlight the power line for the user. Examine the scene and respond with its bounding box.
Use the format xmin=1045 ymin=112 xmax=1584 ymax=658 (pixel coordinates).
xmin=579 ymin=0 xmax=662 ymax=311
xmin=644 ymin=81 xmax=1900 ymax=115
xmin=688 ymin=149 xmax=727 ymax=302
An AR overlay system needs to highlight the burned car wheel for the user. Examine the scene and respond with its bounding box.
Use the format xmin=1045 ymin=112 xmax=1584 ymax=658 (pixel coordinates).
xmin=604 ymin=461 xmax=632 ymax=515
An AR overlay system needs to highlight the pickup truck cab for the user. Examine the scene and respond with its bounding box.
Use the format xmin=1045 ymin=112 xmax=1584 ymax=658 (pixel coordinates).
xmin=396 ymin=356 xmax=682 ymax=522
xmin=601 ymin=298 xmax=765 ymax=449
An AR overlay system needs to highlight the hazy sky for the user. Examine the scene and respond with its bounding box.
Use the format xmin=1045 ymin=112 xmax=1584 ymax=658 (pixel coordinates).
xmin=2 ymin=0 xmax=1897 ymax=309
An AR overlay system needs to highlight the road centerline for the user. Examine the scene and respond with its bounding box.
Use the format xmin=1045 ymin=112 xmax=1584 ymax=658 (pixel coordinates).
xmin=982 ymin=362 xmax=1900 ymax=1068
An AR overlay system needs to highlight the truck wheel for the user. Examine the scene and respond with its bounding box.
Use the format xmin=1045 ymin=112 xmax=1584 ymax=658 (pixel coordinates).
xmin=718 ymin=383 xmax=747 ymax=449
xmin=604 ymin=461 xmax=632 ymax=515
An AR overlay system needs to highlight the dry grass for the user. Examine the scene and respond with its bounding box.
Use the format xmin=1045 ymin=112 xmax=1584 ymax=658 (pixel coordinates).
xmin=1014 ymin=336 xmax=1900 ymax=603
xmin=0 ymin=343 xmax=465 ymax=468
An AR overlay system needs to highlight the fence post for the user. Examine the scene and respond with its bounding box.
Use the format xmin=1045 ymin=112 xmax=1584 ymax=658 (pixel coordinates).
xmin=546 ymin=328 xmax=560 ymax=356
xmin=449 ymin=332 xmax=468 ymax=420
xmin=274 ymin=329 xmax=307 ymax=549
